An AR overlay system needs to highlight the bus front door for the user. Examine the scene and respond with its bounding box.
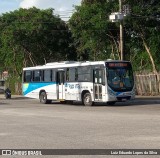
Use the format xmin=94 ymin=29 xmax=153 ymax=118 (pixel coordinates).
xmin=57 ymin=71 xmax=65 ymax=100
xmin=93 ymin=69 xmax=104 ymax=101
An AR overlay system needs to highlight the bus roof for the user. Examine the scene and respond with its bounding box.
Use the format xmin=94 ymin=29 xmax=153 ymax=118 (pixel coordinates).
xmin=23 ymin=60 xmax=130 ymax=70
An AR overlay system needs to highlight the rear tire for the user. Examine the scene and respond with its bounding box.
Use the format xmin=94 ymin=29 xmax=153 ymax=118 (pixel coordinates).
xmin=40 ymin=92 xmax=51 ymax=104
xmin=83 ymin=92 xmax=93 ymax=106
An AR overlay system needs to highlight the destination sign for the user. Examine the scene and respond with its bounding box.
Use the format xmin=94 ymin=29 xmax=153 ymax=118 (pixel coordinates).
xmin=106 ymin=62 xmax=129 ymax=67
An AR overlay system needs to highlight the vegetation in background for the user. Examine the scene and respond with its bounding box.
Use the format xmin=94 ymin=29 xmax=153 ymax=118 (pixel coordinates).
xmin=69 ymin=1 xmax=120 ymax=61
xmin=69 ymin=0 xmax=160 ymax=72
xmin=0 ymin=7 xmax=76 ymax=76
xmin=0 ymin=7 xmax=76 ymax=93
xmin=0 ymin=1 xmax=160 ymax=93
xmin=124 ymin=0 xmax=160 ymax=72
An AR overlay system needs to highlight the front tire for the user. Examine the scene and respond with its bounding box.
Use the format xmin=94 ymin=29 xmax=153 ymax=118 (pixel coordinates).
xmin=83 ymin=92 xmax=93 ymax=106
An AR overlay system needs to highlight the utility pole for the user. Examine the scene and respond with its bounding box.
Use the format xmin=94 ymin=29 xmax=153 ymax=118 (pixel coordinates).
xmin=119 ymin=0 xmax=124 ymax=60
xmin=109 ymin=0 xmax=125 ymax=61
xmin=109 ymin=1 xmax=130 ymax=61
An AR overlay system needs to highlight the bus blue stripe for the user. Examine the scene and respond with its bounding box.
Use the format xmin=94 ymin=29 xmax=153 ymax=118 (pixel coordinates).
xmin=23 ymin=82 xmax=56 ymax=95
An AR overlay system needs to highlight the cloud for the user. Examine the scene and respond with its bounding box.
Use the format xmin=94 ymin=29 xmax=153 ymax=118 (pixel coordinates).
xmin=20 ymin=0 xmax=81 ymax=11
xmin=0 ymin=0 xmax=20 ymax=14
xmin=19 ymin=0 xmax=81 ymax=21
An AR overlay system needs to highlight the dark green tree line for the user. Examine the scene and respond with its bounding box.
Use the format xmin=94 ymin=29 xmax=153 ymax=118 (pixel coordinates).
xmin=69 ymin=0 xmax=160 ymax=72
xmin=124 ymin=0 xmax=160 ymax=72
xmin=0 ymin=7 xmax=76 ymax=78
xmin=69 ymin=1 xmax=120 ymax=61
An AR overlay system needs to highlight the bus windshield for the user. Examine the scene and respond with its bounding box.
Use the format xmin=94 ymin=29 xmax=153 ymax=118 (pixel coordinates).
xmin=106 ymin=62 xmax=134 ymax=92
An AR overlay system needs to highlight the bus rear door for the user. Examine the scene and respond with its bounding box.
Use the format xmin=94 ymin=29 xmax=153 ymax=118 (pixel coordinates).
xmin=57 ymin=71 xmax=65 ymax=100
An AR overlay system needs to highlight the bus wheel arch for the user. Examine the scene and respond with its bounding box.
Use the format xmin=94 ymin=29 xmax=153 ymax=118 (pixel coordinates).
xmin=39 ymin=90 xmax=51 ymax=104
xmin=82 ymin=90 xmax=93 ymax=106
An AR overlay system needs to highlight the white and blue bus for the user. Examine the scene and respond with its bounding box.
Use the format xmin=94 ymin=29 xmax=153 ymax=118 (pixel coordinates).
xmin=22 ymin=60 xmax=135 ymax=106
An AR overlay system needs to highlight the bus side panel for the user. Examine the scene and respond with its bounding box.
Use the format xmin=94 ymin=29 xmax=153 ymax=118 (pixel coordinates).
xmin=23 ymin=82 xmax=57 ymax=99
xmin=65 ymin=82 xmax=94 ymax=101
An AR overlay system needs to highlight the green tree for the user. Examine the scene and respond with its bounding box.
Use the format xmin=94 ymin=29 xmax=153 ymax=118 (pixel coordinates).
xmin=69 ymin=1 xmax=120 ymax=61
xmin=0 ymin=7 xmax=76 ymax=78
xmin=124 ymin=0 xmax=160 ymax=72
xmin=70 ymin=0 xmax=160 ymax=73
xmin=0 ymin=7 xmax=76 ymax=93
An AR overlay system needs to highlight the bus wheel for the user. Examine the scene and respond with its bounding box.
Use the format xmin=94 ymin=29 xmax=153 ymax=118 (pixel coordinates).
xmin=83 ymin=92 xmax=93 ymax=106
xmin=107 ymin=101 xmax=116 ymax=105
xmin=40 ymin=92 xmax=48 ymax=104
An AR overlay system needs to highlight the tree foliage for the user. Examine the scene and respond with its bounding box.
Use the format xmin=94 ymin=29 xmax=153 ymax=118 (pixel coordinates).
xmin=69 ymin=1 xmax=120 ymax=61
xmin=0 ymin=7 xmax=76 ymax=77
xmin=69 ymin=0 xmax=160 ymax=71
xmin=0 ymin=0 xmax=160 ymax=83
xmin=124 ymin=0 xmax=160 ymax=72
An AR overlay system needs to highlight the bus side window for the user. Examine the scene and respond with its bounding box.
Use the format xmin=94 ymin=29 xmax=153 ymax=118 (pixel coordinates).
xmin=33 ymin=70 xmax=41 ymax=82
xmin=67 ymin=67 xmax=78 ymax=82
xmin=78 ymin=66 xmax=91 ymax=82
xmin=75 ymin=68 xmax=78 ymax=81
xmin=52 ymin=70 xmax=56 ymax=82
xmin=69 ymin=68 xmax=76 ymax=82
xmin=44 ymin=69 xmax=52 ymax=82
xmin=24 ymin=70 xmax=32 ymax=82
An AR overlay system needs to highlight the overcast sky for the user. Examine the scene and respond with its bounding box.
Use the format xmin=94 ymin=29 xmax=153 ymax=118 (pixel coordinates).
xmin=0 ymin=0 xmax=82 ymax=20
